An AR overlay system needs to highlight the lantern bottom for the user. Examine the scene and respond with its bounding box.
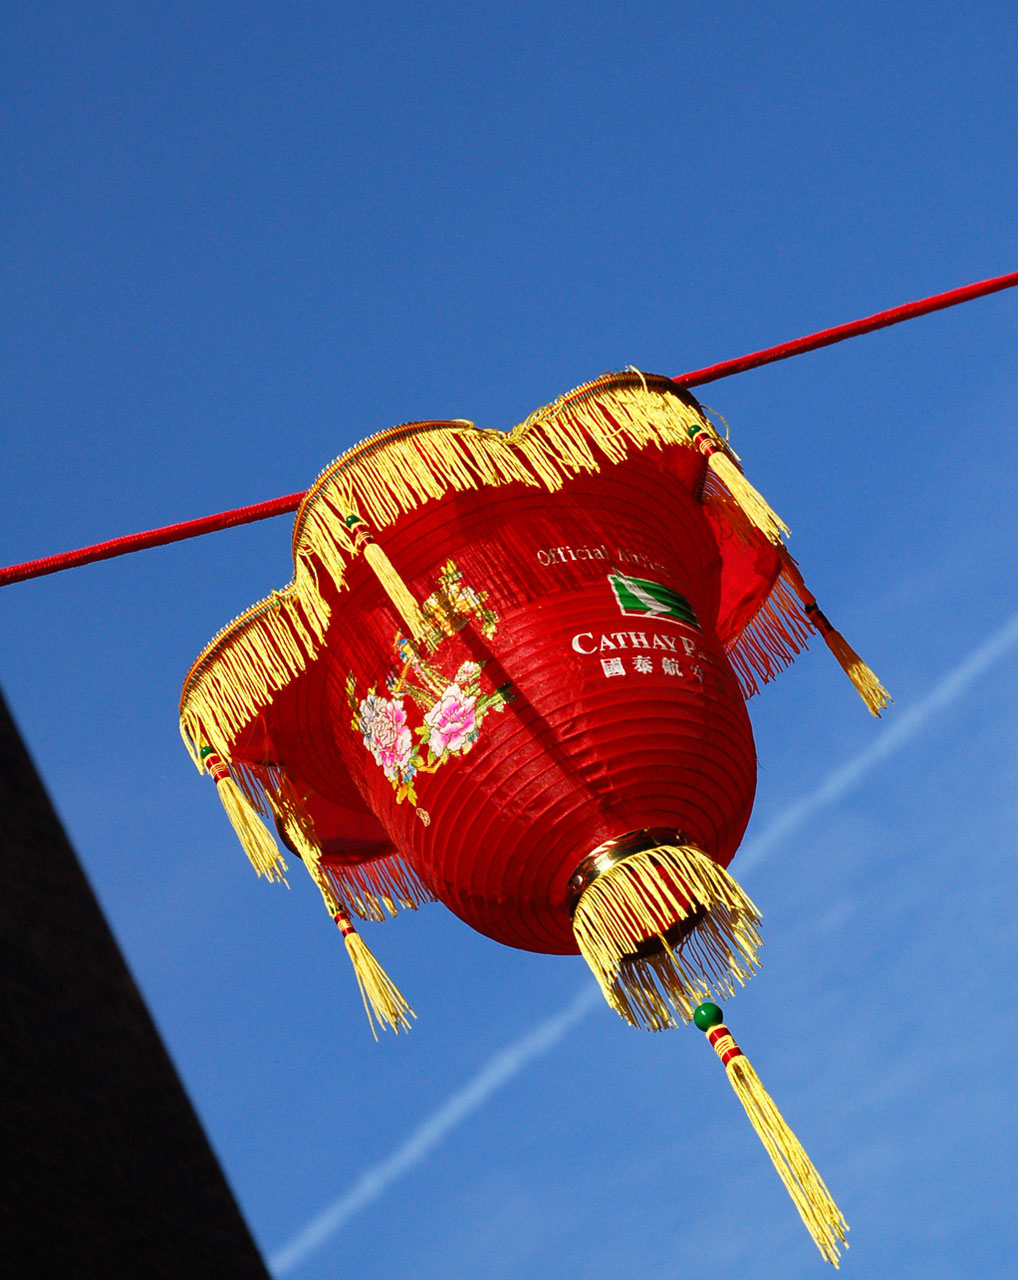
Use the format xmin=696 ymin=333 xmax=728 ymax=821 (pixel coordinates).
xmin=569 ymin=832 xmax=762 ymax=1030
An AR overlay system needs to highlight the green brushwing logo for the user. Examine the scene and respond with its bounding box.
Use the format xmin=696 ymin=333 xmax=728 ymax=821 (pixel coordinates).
xmin=608 ymin=572 xmax=699 ymax=628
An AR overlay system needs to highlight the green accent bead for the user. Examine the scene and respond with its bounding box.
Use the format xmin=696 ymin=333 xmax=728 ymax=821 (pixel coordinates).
xmin=199 ymin=746 xmax=214 ymax=760
xmin=693 ymin=1001 xmax=724 ymax=1031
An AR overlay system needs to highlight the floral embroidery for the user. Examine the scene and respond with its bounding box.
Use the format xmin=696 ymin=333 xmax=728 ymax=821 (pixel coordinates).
xmin=424 ymin=682 xmax=478 ymax=756
xmin=347 ymin=565 xmax=512 ymax=805
xmin=359 ymin=694 xmax=415 ymax=786
xmin=420 ymin=562 xmax=498 ymax=647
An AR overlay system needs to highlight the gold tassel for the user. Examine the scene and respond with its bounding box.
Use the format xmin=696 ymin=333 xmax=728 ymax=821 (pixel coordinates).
xmin=689 ymin=423 xmax=789 ymax=545
xmin=345 ymin=512 xmax=429 ymax=642
xmin=780 ymin=554 xmax=891 ymax=716
xmin=266 ymin=773 xmax=322 ymax=865
xmin=267 ymin=790 xmax=416 ymax=1035
xmin=202 ymin=749 xmax=288 ymax=883
xmin=570 ymin=839 xmax=762 ymax=1030
xmin=811 ymin=614 xmax=891 ymax=717
xmin=694 ymin=1002 xmax=848 ymax=1266
xmin=333 ymin=907 xmax=414 ymax=1038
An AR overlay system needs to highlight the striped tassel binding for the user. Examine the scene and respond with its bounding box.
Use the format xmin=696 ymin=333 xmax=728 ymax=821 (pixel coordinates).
xmin=201 ymin=748 xmax=288 ymax=884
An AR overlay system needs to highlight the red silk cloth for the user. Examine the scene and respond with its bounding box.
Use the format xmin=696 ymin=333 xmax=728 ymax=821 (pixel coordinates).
xmin=231 ymin=440 xmax=776 ymax=955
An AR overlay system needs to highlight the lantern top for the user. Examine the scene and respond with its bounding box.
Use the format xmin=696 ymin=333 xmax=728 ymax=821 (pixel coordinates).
xmin=179 ymin=369 xmax=809 ymax=770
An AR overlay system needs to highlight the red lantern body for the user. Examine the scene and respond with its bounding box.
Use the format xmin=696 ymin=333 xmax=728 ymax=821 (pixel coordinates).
xmin=273 ymin=455 xmax=760 ymax=955
xmin=182 ymin=375 xmax=809 ymax=957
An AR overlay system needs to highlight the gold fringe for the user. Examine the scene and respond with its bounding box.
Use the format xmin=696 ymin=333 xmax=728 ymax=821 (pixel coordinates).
xmin=571 ymin=843 xmax=762 ymax=1030
xmin=210 ymin=769 xmax=288 ymax=885
xmin=703 ymin=1019 xmax=848 ymax=1266
xmin=726 ymin=569 xmax=814 ymax=699
xmin=334 ymin=909 xmax=414 ymax=1038
xmin=321 ymin=854 xmax=435 ymax=922
xmin=179 ymin=581 xmax=330 ymax=765
xmin=780 ymin=553 xmax=891 ymax=717
xmin=704 ymin=448 xmax=790 ymax=546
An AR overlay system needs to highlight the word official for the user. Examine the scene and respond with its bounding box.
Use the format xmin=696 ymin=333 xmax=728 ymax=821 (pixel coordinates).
xmin=536 ymin=544 xmax=671 ymax=577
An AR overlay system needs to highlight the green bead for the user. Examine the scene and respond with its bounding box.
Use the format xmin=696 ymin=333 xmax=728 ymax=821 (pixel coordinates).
xmin=693 ymin=1001 xmax=724 ymax=1031
xmin=199 ymin=746 xmax=214 ymax=760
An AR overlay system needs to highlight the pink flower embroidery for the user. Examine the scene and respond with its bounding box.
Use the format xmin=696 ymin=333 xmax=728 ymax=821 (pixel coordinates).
xmin=346 ymin=560 xmax=512 ymax=802
xmin=359 ymin=694 xmax=413 ymax=782
xmin=424 ymin=683 xmax=478 ymax=757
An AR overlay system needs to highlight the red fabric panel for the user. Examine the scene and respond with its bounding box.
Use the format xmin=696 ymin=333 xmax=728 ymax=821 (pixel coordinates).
xmin=257 ymin=449 xmax=766 ymax=956
xmin=707 ymin=504 xmax=783 ymax=647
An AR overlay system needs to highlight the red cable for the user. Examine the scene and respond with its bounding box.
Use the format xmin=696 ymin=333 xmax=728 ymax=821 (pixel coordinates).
xmin=672 ymin=269 xmax=1018 ymax=387
xmin=3 ymin=270 xmax=1016 ymax=588
xmin=0 ymin=493 xmax=305 ymax=587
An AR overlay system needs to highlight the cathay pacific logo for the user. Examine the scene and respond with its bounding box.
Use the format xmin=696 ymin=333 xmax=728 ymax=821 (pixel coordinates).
xmin=608 ymin=572 xmax=700 ymax=628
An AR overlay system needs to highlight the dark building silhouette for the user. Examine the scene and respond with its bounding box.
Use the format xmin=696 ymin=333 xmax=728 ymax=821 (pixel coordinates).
xmin=0 ymin=690 xmax=272 ymax=1278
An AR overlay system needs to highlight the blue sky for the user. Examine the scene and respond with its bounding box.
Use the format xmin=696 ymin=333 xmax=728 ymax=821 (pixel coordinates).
xmin=4 ymin=3 xmax=1018 ymax=1276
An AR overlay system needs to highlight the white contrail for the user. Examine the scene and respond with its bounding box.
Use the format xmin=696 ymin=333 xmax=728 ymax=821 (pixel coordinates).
xmin=737 ymin=607 xmax=1018 ymax=873
xmin=269 ymin=607 xmax=1018 ymax=1276
xmin=269 ymin=982 xmax=602 ymax=1275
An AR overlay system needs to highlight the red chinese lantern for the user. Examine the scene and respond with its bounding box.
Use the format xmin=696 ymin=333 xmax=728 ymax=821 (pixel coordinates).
xmin=180 ymin=371 xmax=887 ymax=1264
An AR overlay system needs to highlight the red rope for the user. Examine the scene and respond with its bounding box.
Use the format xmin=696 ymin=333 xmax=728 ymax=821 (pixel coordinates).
xmin=3 ymin=270 xmax=1016 ymax=588
xmin=0 ymin=493 xmax=305 ymax=587
xmin=673 ymin=269 xmax=1018 ymax=387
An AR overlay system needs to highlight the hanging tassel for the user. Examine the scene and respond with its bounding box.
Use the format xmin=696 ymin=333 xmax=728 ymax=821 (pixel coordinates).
xmin=281 ymin=820 xmax=416 ymax=1036
xmin=333 ymin=907 xmax=415 ymax=1038
xmin=780 ymin=554 xmax=891 ymax=716
xmin=266 ymin=781 xmax=416 ymax=1036
xmin=693 ymin=1001 xmax=848 ymax=1266
xmin=201 ymin=748 xmax=288 ymax=883
xmin=688 ymin=423 xmax=789 ymax=545
xmin=344 ymin=512 xmax=429 ymax=642
xmin=806 ymin=603 xmax=890 ymax=717
xmin=570 ymin=835 xmax=763 ymax=1030
xmin=266 ymin=773 xmax=322 ymax=866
